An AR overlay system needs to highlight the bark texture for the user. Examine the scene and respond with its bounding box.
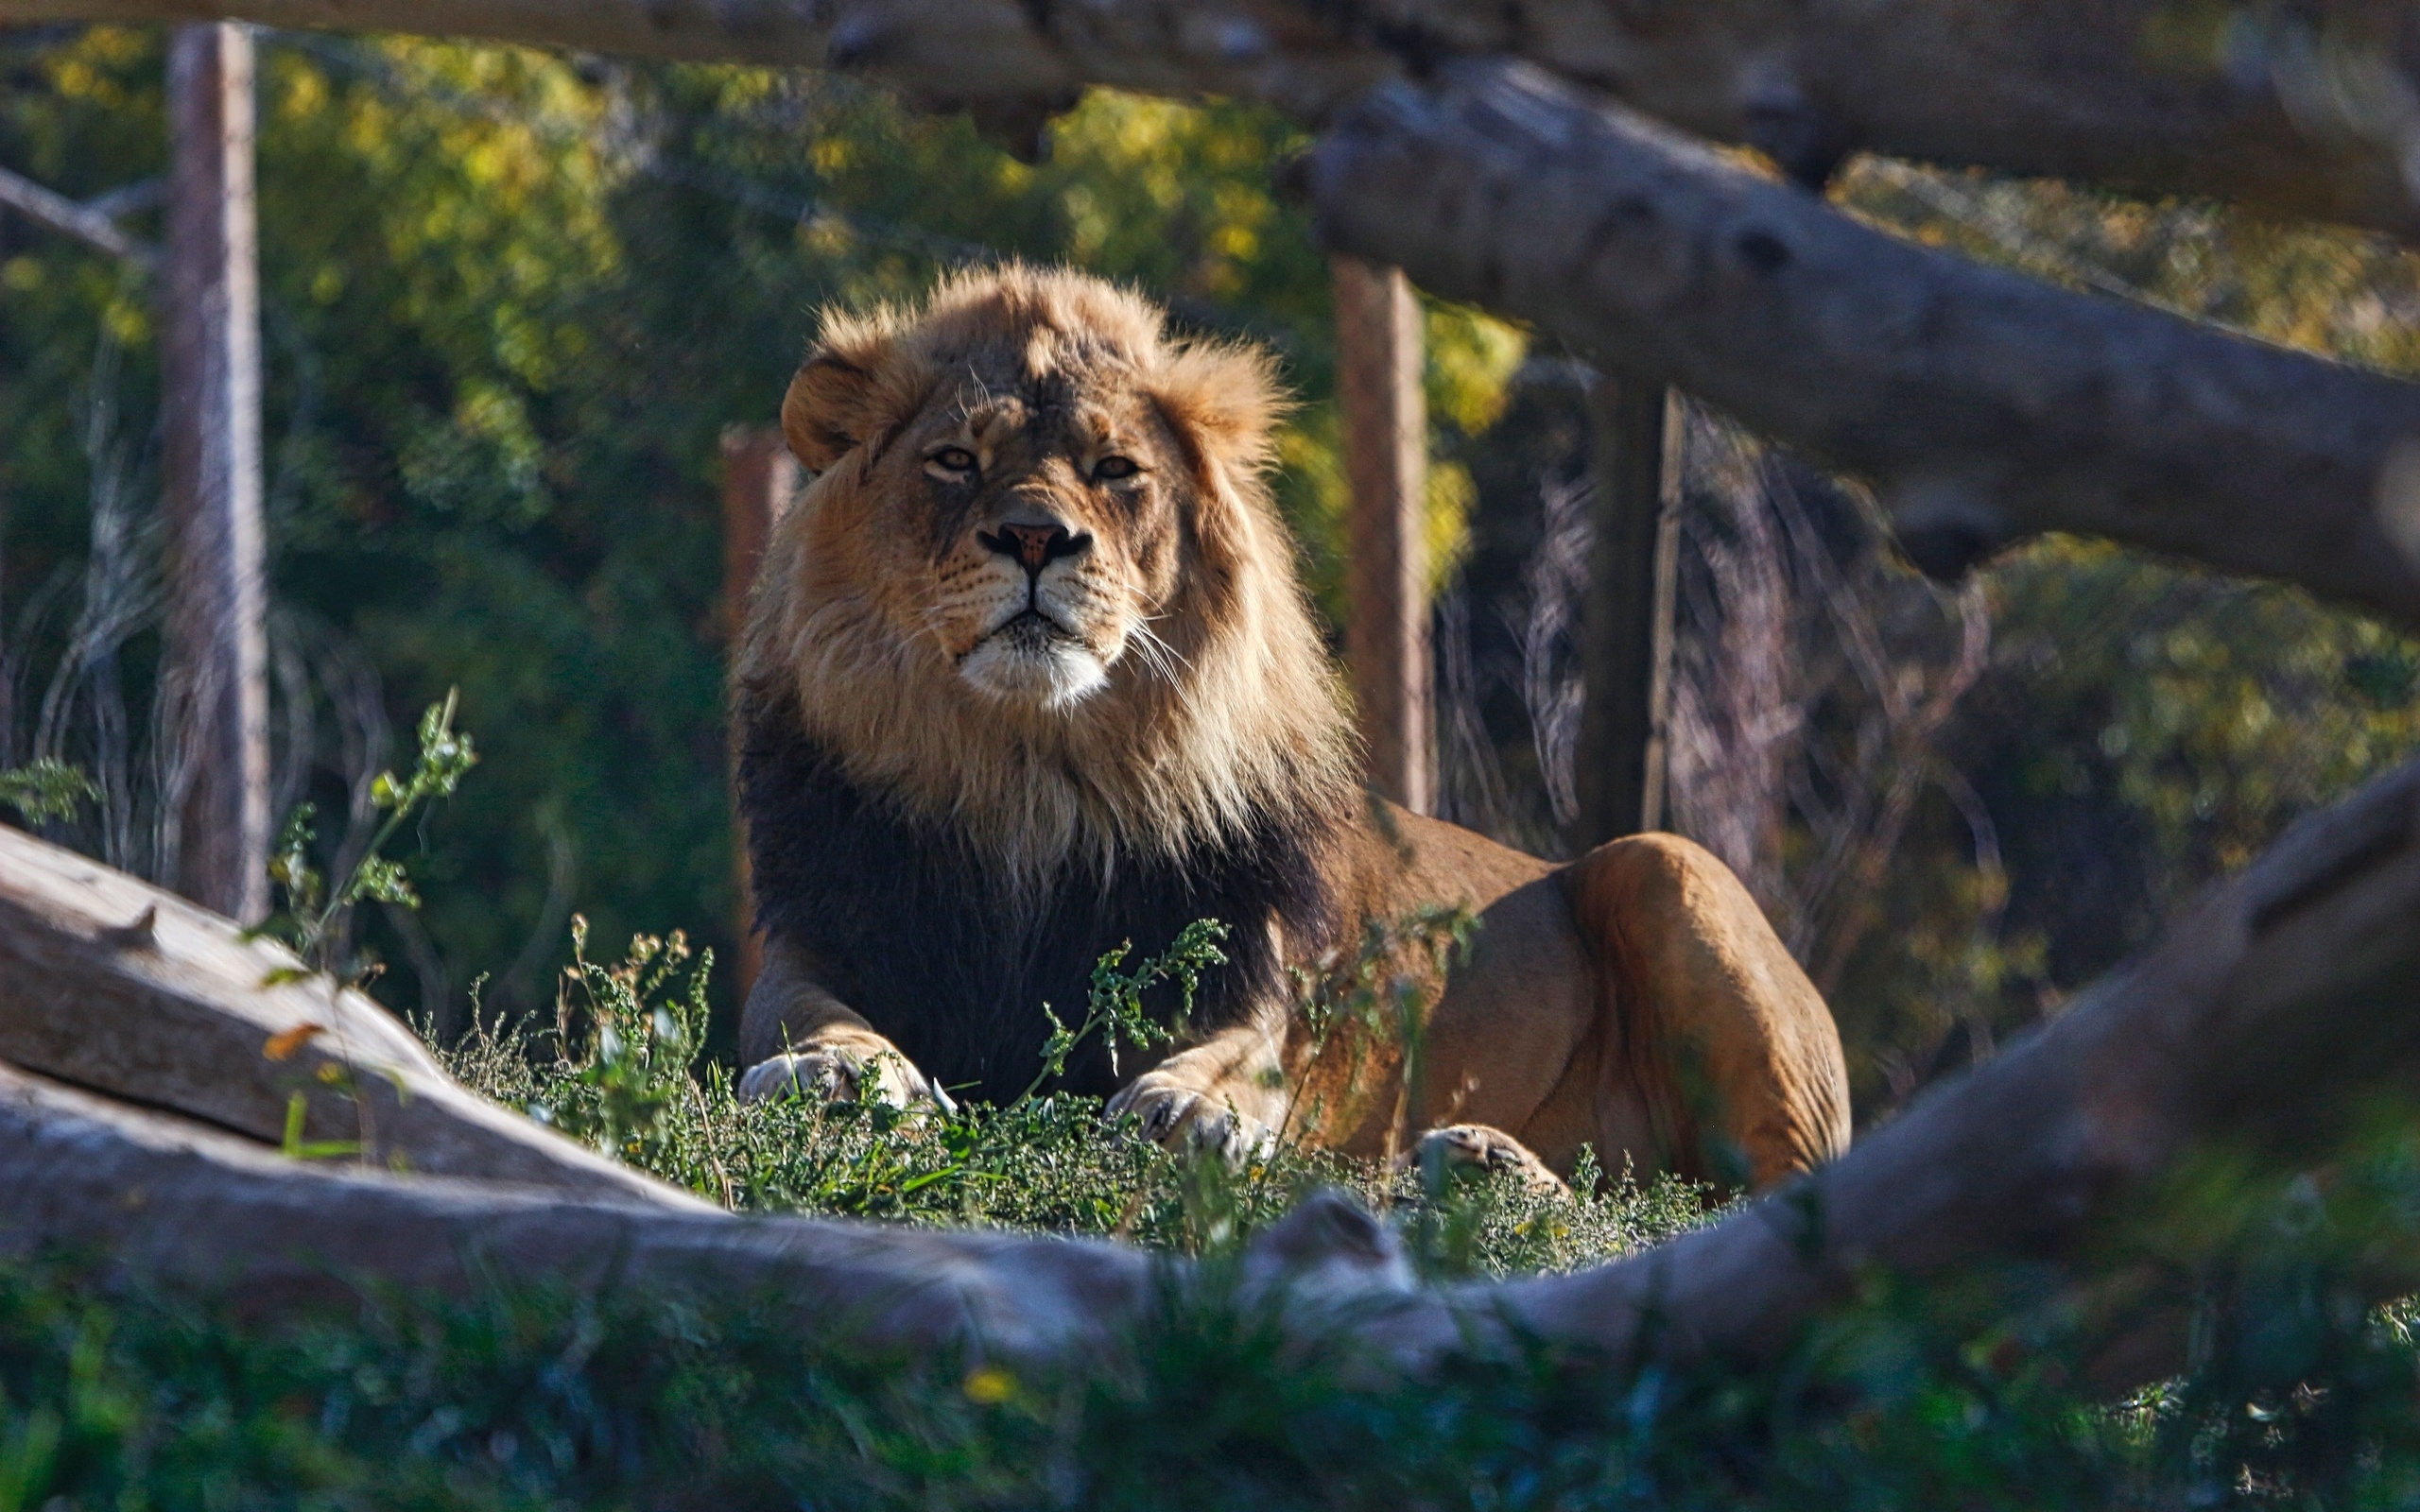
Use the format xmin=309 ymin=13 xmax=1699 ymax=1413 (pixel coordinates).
xmin=5 ymin=0 xmax=2413 ymax=238
xmin=0 ymin=824 xmax=702 ymax=1208
xmin=1306 ymin=61 xmax=2420 ymax=627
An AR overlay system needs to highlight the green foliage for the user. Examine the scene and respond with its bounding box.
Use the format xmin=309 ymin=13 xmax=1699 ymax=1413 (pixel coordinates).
xmin=255 ymin=692 xmax=477 ymax=980
xmin=447 ymin=913 xmax=1692 ymax=1276
xmin=0 ymin=759 xmax=97 ymax=825
xmin=1021 ymin=918 xmax=1224 ymax=1104
xmin=526 ymin=916 xmax=713 ymax=1170
xmin=9 ymin=1110 xmax=2420 ymax=1506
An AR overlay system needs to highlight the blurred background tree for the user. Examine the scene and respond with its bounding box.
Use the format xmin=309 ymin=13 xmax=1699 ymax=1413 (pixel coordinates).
xmin=5 ymin=24 xmax=2417 ymax=1113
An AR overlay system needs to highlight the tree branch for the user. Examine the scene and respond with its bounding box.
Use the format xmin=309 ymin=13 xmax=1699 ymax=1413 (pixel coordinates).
xmin=0 ymin=824 xmax=701 ymax=1207
xmin=0 ymin=163 xmax=155 ymax=264
xmin=7 ymin=0 xmax=2414 ymax=239
xmin=1305 ymin=61 xmax=2420 ymax=628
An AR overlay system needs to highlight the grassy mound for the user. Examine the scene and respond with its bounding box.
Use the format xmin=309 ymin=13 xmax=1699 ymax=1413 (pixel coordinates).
xmin=9 ymin=925 xmax=2420 ymax=1506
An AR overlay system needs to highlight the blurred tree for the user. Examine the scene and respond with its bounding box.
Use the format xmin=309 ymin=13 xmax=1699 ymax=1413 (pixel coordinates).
xmin=0 ymin=30 xmax=1519 ymax=1039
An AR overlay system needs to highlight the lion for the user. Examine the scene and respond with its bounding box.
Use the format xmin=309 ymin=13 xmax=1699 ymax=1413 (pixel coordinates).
xmin=733 ymin=265 xmax=1851 ymax=1192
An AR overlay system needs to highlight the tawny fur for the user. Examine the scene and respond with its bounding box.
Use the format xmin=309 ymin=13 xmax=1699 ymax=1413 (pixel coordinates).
xmin=735 ymin=266 xmax=1853 ymax=1192
xmin=738 ymin=266 xmax=1355 ymax=893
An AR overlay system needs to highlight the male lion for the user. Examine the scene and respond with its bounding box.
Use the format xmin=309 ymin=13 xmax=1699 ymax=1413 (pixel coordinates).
xmin=735 ymin=266 xmax=1849 ymax=1191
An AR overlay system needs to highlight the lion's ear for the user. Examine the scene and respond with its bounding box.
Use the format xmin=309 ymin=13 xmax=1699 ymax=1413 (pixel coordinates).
xmin=781 ymin=311 xmax=905 ymax=472
xmin=1149 ymin=341 xmax=1287 ymax=477
xmin=781 ymin=352 xmax=878 ymax=473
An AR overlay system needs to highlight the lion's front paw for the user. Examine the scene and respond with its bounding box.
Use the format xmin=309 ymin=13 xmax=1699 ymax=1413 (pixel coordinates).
xmin=1409 ymin=1124 xmax=1568 ymax=1194
xmin=1106 ymin=1076 xmax=1274 ymax=1163
xmin=738 ymin=1039 xmax=954 ymax=1113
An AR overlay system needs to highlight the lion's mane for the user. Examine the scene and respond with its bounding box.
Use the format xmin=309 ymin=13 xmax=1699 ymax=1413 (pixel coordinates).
xmin=735 ymin=267 xmax=1363 ymax=1098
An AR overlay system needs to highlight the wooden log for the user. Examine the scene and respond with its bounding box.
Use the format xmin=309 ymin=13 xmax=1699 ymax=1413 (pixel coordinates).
xmin=161 ymin=22 xmax=269 ymax=923
xmin=0 ymin=822 xmax=705 ymax=1208
xmin=0 ymin=1058 xmax=1150 ymax=1361
xmin=1333 ymin=254 xmax=1434 ymax=815
xmin=1305 ymin=61 xmax=2420 ymax=631
xmin=9 ymin=0 xmax=2413 ymax=242
xmin=1574 ymin=378 xmax=1679 ymax=847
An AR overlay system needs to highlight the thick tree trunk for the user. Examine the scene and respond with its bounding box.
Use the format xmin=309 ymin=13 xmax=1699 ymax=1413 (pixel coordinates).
xmin=1305 ymin=61 xmax=2420 ymax=630
xmin=0 ymin=824 xmax=700 ymax=1207
xmin=161 ymin=22 xmax=270 ymax=923
xmin=9 ymin=0 xmax=2414 ymax=240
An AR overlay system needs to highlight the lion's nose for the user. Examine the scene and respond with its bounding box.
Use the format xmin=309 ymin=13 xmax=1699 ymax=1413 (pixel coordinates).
xmin=979 ymin=519 xmax=1090 ymax=574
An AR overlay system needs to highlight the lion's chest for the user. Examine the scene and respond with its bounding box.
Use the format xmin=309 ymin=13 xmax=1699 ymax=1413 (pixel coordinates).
xmin=738 ymin=717 xmax=1336 ymax=1103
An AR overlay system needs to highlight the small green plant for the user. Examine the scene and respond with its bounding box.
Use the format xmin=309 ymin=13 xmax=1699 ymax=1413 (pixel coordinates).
xmin=257 ymin=691 xmax=477 ymax=982
xmin=0 ymin=759 xmax=98 ymax=826
xmin=1019 ymin=917 xmax=1230 ymax=1104
xmin=531 ymin=917 xmax=714 ymax=1171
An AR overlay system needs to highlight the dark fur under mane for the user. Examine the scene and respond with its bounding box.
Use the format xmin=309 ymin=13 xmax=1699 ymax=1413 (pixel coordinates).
xmin=738 ymin=693 xmax=1347 ymax=1103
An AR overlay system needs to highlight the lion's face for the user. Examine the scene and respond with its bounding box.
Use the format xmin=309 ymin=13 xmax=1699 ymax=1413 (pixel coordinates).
xmin=745 ymin=266 xmax=1356 ymax=868
xmin=848 ymin=363 xmax=1192 ymax=710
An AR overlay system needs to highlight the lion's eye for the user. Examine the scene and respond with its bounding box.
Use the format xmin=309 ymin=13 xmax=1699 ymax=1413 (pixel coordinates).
xmin=1092 ymin=455 xmax=1140 ymax=482
xmin=930 ymin=447 xmax=978 ymax=474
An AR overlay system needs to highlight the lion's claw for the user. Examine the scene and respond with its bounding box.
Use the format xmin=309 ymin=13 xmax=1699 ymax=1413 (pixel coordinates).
xmin=1409 ymin=1124 xmax=1567 ymax=1194
xmin=1107 ymin=1078 xmax=1273 ymax=1164
xmin=738 ymin=1044 xmax=955 ymax=1113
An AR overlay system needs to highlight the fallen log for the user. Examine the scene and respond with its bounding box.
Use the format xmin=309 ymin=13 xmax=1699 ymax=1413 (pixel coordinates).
xmin=1305 ymin=61 xmax=2420 ymax=627
xmin=9 ymin=746 xmax=2420 ymax=1383
xmin=0 ymin=1057 xmax=1152 ymax=1360
xmin=7 ymin=0 xmax=2412 ymax=240
xmin=0 ymin=823 xmax=703 ymax=1208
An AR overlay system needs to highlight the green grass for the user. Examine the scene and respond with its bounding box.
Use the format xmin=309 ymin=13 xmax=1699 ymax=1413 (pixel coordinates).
xmin=12 ymin=925 xmax=2420 ymax=1507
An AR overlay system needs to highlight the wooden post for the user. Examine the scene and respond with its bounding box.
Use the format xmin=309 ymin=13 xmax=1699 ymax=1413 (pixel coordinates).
xmin=1575 ymin=378 xmax=1681 ymax=848
xmin=1332 ymin=255 xmax=1433 ymax=815
xmin=721 ymin=428 xmax=798 ymax=1000
xmin=162 ymin=23 xmax=268 ymax=923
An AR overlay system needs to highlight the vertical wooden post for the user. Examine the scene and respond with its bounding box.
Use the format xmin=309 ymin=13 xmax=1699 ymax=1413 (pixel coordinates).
xmin=162 ymin=23 xmax=268 ymax=922
xmin=1576 ymin=378 xmax=1682 ymax=848
xmin=721 ymin=427 xmax=798 ymax=1001
xmin=1332 ymin=254 xmax=1434 ymax=815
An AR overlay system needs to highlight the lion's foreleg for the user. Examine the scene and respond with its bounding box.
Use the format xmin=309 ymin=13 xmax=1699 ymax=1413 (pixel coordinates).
xmin=735 ymin=937 xmax=952 ymax=1110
